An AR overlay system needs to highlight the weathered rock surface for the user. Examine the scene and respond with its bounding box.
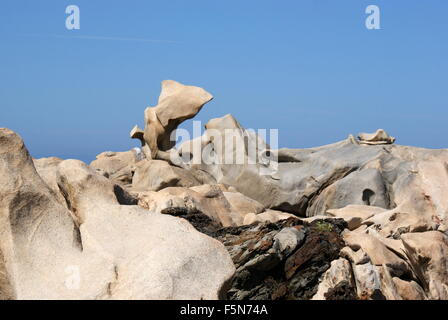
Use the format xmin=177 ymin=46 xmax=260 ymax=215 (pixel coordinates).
xmin=312 ymin=258 xmax=357 ymax=300
xmin=343 ymin=231 xmax=409 ymax=274
xmin=130 ymin=80 xmax=213 ymax=162
xmin=243 ymin=210 xmax=297 ymax=225
xmin=33 ymin=156 xmax=67 ymax=205
xmin=0 ymin=128 xmax=235 ymax=299
xmin=132 ymin=159 xmax=215 ymax=192
xmin=327 ymin=204 xmax=387 ymax=222
xmin=206 ymin=218 xmax=347 ymax=300
xmin=134 ymin=184 xmax=281 ymax=227
xmin=358 ymin=129 xmax=395 ymax=145
xmin=57 ymin=160 xmax=235 ymax=299
xmin=135 ymin=185 xmax=235 ymax=227
xmin=90 ymin=149 xmax=143 ymax=187
xmin=392 ymin=277 xmax=426 ymax=300
xmin=163 ymin=210 xmax=349 ymax=299
xmin=223 ymin=191 xmax=265 ymax=217
xmin=401 ymin=231 xmax=448 ymax=299
xmin=0 ymin=129 xmax=114 ymax=299
xmin=176 ymin=113 xmax=448 ymax=237
xmin=3 ymin=80 xmax=448 ymax=300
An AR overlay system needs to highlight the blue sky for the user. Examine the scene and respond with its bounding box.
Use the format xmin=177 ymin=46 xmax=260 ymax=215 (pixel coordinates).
xmin=1 ymin=0 xmax=447 ymax=163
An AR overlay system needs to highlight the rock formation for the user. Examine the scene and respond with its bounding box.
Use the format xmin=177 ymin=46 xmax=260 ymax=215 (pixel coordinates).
xmin=0 ymin=128 xmax=234 ymax=299
xmin=1 ymin=80 xmax=448 ymax=300
xmin=130 ymin=80 xmax=213 ymax=164
xmin=358 ymin=129 xmax=395 ymax=145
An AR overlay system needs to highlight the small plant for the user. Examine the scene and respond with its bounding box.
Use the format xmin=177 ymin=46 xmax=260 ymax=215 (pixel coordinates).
xmin=315 ymin=221 xmax=333 ymax=233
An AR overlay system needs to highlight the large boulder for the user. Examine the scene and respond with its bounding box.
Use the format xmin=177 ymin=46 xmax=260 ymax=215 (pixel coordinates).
xmin=0 ymin=128 xmax=114 ymax=299
xmin=308 ymin=168 xmax=389 ymax=215
xmin=135 ymin=186 xmax=236 ymax=227
xmin=392 ymin=277 xmax=426 ymax=300
xmin=131 ymin=159 xmax=215 ymax=192
xmin=0 ymin=128 xmax=235 ymax=299
xmin=343 ymin=231 xmax=409 ymax=276
xmin=135 ymin=184 xmax=266 ymax=227
xmin=33 ymin=156 xmax=66 ymax=206
xmin=401 ymin=231 xmax=448 ymax=300
xmin=223 ymin=191 xmax=265 ymax=216
xmin=56 ymin=160 xmax=235 ymax=299
xmin=90 ymin=149 xmax=143 ymax=187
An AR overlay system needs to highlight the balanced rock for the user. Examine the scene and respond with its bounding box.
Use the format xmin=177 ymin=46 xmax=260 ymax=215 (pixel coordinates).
xmin=130 ymin=80 xmax=213 ymax=162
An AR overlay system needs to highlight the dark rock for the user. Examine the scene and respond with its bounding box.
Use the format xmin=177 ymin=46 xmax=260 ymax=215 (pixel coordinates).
xmin=113 ymin=184 xmax=138 ymax=205
xmin=161 ymin=207 xmax=222 ymax=237
xmin=202 ymin=218 xmax=347 ymax=300
xmin=282 ymin=220 xmax=346 ymax=299
xmin=324 ymin=280 xmax=358 ymax=300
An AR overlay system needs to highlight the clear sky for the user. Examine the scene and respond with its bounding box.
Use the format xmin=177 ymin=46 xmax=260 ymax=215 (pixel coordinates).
xmin=1 ymin=0 xmax=447 ymax=163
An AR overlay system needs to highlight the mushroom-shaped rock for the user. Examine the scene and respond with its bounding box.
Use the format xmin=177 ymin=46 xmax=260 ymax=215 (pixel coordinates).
xmin=130 ymin=80 xmax=213 ymax=162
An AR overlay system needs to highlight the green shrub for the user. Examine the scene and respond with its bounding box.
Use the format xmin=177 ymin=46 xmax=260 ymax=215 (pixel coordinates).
xmin=315 ymin=221 xmax=333 ymax=232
